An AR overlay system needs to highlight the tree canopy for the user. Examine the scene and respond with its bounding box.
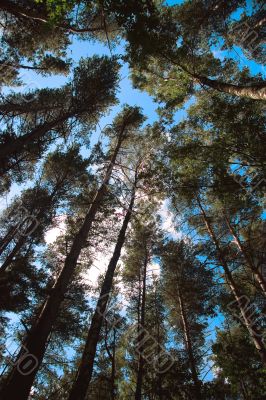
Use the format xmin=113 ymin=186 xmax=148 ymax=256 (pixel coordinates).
xmin=0 ymin=1 xmax=265 ymax=399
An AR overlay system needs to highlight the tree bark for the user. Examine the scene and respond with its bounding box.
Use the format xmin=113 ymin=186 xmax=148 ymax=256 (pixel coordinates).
xmin=177 ymin=285 xmax=202 ymax=400
xmin=0 ymin=224 xmax=18 ymax=255
xmin=135 ymin=249 xmax=148 ymax=400
xmin=0 ymin=112 xmax=72 ymax=159
xmin=111 ymin=330 xmax=116 ymax=400
xmin=0 ymin=0 xmax=103 ymax=33
xmin=0 ymin=130 xmax=125 ymax=400
xmin=193 ymin=73 xmax=266 ymax=100
xmin=0 ymin=234 xmax=26 ymax=273
xmin=68 ymin=186 xmax=136 ymax=400
xmin=196 ymin=196 xmax=266 ymax=365
xmin=154 ymin=284 xmax=163 ymax=400
xmin=223 ymin=212 xmax=266 ymax=297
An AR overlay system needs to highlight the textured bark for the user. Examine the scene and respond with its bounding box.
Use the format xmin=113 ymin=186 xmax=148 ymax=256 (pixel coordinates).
xmin=68 ymin=187 xmax=136 ymax=400
xmin=111 ymin=330 xmax=116 ymax=400
xmin=0 ymin=224 xmax=18 ymax=255
xmin=224 ymin=213 xmax=266 ymax=297
xmin=154 ymin=286 xmax=163 ymax=400
xmin=0 ymin=234 xmax=26 ymax=273
xmin=177 ymin=286 xmax=202 ymax=400
xmin=0 ymin=184 xmax=65 ymax=275
xmin=0 ymin=0 xmax=103 ymax=33
xmin=0 ymin=112 xmax=71 ymax=159
xmin=193 ymin=73 xmax=266 ymax=100
xmin=135 ymin=250 xmax=148 ymax=400
xmin=0 ymin=132 xmax=125 ymax=400
xmin=103 ymin=320 xmax=116 ymax=399
xmin=196 ymin=197 xmax=266 ymax=365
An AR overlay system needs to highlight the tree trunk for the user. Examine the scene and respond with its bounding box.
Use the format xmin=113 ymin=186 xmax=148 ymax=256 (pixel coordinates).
xmin=0 ymin=101 xmax=63 ymax=115
xmin=68 ymin=186 xmax=136 ymax=400
xmin=0 ymin=0 xmax=102 ymax=33
xmin=0 ymin=0 xmax=49 ymax=22
xmin=193 ymin=73 xmax=266 ymax=100
xmin=111 ymin=330 xmax=116 ymax=400
xmin=135 ymin=249 xmax=148 ymax=400
xmin=177 ymin=285 xmax=202 ymax=400
xmin=154 ymin=285 xmax=163 ymax=400
xmin=0 ymin=224 xmax=18 ymax=255
xmin=0 ymin=112 xmax=72 ymax=159
xmin=0 ymin=234 xmax=26 ymax=273
xmin=224 ymin=213 xmax=266 ymax=297
xmin=0 ymin=172 xmax=73 ymax=276
xmin=196 ymin=196 xmax=266 ymax=365
xmin=0 ymin=132 xmax=125 ymax=400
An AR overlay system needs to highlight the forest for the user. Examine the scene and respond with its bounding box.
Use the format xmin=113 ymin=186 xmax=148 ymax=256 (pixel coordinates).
xmin=0 ymin=0 xmax=265 ymax=399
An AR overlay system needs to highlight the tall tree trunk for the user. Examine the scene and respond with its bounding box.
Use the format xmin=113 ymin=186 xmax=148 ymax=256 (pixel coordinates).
xmin=0 ymin=112 xmax=71 ymax=159
xmin=223 ymin=212 xmax=266 ymax=297
xmin=135 ymin=249 xmax=148 ymax=400
xmin=164 ymin=57 xmax=266 ymax=100
xmin=193 ymin=73 xmax=266 ymax=100
xmin=0 ymin=171 xmax=74 ymax=276
xmin=111 ymin=329 xmax=116 ymax=400
xmin=68 ymin=185 xmax=136 ymax=400
xmin=0 ymin=131 xmax=125 ymax=400
xmin=177 ymin=285 xmax=202 ymax=400
xmin=154 ymin=284 xmax=163 ymax=400
xmin=0 ymin=234 xmax=26 ymax=273
xmin=0 ymin=102 xmax=63 ymax=115
xmin=0 ymin=224 xmax=18 ymax=255
xmin=0 ymin=0 xmax=102 ymax=33
xmin=103 ymin=320 xmax=116 ymax=400
xmin=196 ymin=196 xmax=266 ymax=365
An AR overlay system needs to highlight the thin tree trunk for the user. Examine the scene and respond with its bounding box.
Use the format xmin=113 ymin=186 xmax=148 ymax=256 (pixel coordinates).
xmin=0 ymin=224 xmax=18 ymax=255
xmin=196 ymin=196 xmax=266 ymax=365
xmin=111 ymin=329 xmax=116 ymax=400
xmin=0 ymin=62 xmax=52 ymax=72
xmin=177 ymin=285 xmax=202 ymax=400
xmin=0 ymin=234 xmax=26 ymax=273
xmin=0 ymin=0 xmax=103 ymax=33
xmin=135 ymin=249 xmax=148 ymax=400
xmin=223 ymin=213 xmax=266 ymax=297
xmin=103 ymin=320 xmax=116 ymax=400
xmin=0 ymin=131 xmax=125 ymax=400
xmin=0 ymin=112 xmax=72 ymax=159
xmin=0 ymin=102 xmax=63 ymax=115
xmin=162 ymin=54 xmax=266 ymax=100
xmin=154 ymin=284 xmax=163 ymax=400
xmin=193 ymin=73 xmax=266 ymax=100
xmin=68 ymin=186 xmax=136 ymax=400
xmin=0 ymin=169 xmax=75 ymax=275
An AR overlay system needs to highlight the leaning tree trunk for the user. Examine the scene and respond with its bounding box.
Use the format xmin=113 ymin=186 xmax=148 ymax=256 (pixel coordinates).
xmin=0 ymin=169 xmax=76 ymax=276
xmin=135 ymin=249 xmax=148 ymax=400
xmin=193 ymin=73 xmax=266 ymax=100
xmin=0 ymin=0 xmax=50 ymax=22
xmin=177 ymin=285 xmax=202 ymax=400
xmin=223 ymin=213 xmax=266 ymax=297
xmin=0 ymin=0 xmax=102 ymax=33
xmin=196 ymin=196 xmax=266 ymax=365
xmin=0 ymin=132 xmax=125 ymax=400
xmin=0 ymin=224 xmax=19 ymax=255
xmin=0 ymin=112 xmax=71 ymax=159
xmin=68 ymin=185 xmax=136 ymax=400
xmin=0 ymin=234 xmax=26 ymax=274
